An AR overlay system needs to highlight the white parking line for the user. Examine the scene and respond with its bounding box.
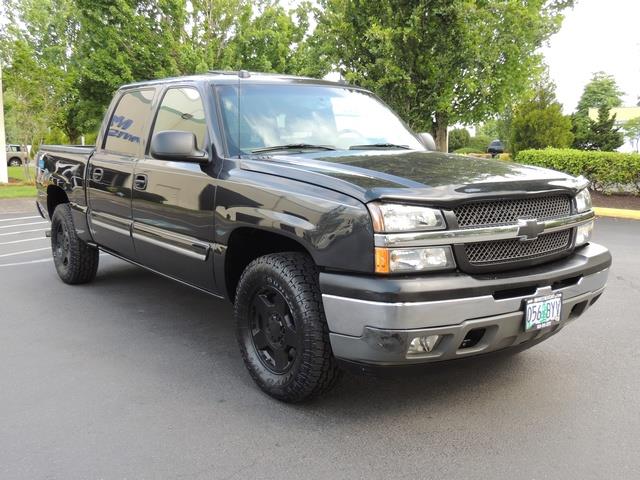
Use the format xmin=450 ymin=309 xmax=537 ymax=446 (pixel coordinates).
xmin=0 ymin=247 xmax=50 ymax=258
xmin=0 ymin=215 xmax=40 ymax=222
xmin=0 ymin=258 xmax=52 ymax=268
xmin=0 ymin=252 xmax=107 ymax=268
xmin=0 ymin=221 xmax=47 ymax=229
xmin=0 ymin=237 xmax=48 ymax=246
xmin=0 ymin=227 xmax=48 ymax=237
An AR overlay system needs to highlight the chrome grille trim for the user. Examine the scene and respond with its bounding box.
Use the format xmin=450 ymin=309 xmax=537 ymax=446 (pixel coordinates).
xmin=374 ymin=210 xmax=594 ymax=248
xmin=465 ymin=230 xmax=572 ymax=265
xmin=454 ymin=196 xmax=571 ymax=228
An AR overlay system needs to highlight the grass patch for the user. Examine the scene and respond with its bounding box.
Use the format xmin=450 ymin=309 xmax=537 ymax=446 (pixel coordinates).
xmin=8 ymin=165 xmax=36 ymax=183
xmin=1 ymin=165 xmax=37 ymax=198
xmin=0 ymin=185 xmax=37 ymax=199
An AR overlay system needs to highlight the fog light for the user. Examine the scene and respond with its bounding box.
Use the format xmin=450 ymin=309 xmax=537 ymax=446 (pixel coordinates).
xmin=576 ymin=220 xmax=594 ymax=246
xmin=407 ymin=335 xmax=440 ymax=355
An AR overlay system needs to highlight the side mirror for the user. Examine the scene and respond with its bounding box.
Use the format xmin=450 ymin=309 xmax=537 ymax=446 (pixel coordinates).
xmin=150 ymin=130 xmax=208 ymax=163
xmin=418 ymin=132 xmax=437 ymax=151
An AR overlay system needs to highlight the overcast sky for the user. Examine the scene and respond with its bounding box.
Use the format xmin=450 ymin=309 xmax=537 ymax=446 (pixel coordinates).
xmin=543 ymin=0 xmax=640 ymax=112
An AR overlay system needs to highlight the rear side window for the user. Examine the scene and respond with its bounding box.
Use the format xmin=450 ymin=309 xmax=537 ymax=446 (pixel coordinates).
xmin=151 ymin=87 xmax=207 ymax=149
xmin=104 ymin=89 xmax=155 ymax=156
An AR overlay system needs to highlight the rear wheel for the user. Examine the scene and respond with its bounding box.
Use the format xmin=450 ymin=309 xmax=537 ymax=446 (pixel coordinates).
xmin=8 ymin=157 xmax=21 ymax=167
xmin=51 ymin=204 xmax=99 ymax=284
xmin=234 ymin=252 xmax=342 ymax=402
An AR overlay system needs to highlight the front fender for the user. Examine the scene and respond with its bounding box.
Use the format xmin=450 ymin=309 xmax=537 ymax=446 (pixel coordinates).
xmin=215 ymin=165 xmax=375 ymax=273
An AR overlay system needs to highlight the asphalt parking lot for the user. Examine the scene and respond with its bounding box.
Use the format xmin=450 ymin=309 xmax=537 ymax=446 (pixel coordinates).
xmin=1 ymin=201 xmax=639 ymax=480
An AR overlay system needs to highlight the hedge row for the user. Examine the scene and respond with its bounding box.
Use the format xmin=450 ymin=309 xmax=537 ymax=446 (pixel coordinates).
xmin=514 ymin=148 xmax=640 ymax=194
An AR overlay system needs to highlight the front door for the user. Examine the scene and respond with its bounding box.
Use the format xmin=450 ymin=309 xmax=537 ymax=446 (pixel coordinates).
xmin=87 ymin=89 xmax=155 ymax=259
xmin=132 ymin=86 xmax=217 ymax=292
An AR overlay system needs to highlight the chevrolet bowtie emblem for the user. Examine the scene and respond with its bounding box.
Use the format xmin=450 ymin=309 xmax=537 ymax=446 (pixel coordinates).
xmin=517 ymin=218 xmax=544 ymax=241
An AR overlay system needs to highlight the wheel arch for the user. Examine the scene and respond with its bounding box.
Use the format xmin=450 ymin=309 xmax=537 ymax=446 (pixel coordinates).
xmin=223 ymin=227 xmax=313 ymax=302
xmin=46 ymin=185 xmax=70 ymax=219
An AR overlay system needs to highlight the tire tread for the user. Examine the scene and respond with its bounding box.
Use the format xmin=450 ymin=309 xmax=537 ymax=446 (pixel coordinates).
xmin=51 ymin=204 xmax=99 ymax=284
xmin=234 ymin=252 xmax=342 ymax=402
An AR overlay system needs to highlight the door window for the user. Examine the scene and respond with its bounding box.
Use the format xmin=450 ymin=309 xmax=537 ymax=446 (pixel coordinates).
xmin=152 ymin=87 xmax=207 ymax=149
xmin=104 ymin=89 xmax=155 ymax=156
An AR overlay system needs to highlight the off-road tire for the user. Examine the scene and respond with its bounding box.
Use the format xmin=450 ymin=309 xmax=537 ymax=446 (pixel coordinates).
xmin=51 ymin=203 xmax=99 ymax=284
xmin=8 ymin=157 xmax=22 ymax=167
xmin=234 ymin=252 xmax=342 ymax=402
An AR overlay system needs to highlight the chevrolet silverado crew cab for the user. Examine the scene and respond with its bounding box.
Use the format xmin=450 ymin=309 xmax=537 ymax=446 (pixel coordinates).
xmin=36 ymin=71 xmax=611 ymax=402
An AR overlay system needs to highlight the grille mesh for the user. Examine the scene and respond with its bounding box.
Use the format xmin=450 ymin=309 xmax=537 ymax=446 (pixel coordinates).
xmin=465 ymin=230 xmax=572 ymax=265
xmin=454 ymin=196 xmax=571 ymax=228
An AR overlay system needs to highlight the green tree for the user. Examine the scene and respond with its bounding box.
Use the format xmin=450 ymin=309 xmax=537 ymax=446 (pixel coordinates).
xmin=476 ymin=109 xmax=515 ymax=152
xmin=221 ymin=1 xmax=313 ymax=74
xmin=310 ymin=0 xmax=573 ymax=151
xmin=73 ymin=0 xmax=186 ymax=134
xmin=576 ymin=71 xmax=624 ymax=114
xmin=0 ymin=0 xmax=313 ymax=140
xmin=448 ymin=128 xmax=470 ymax=152
xmin=623 ymin=117 xmax=640 ymax=152
xmin=0 ymin=0 xmax=79 ymax=144
xmin=583 ymin=105 xmax=624 ymax=151
xmin=511 ymin=85 xmax=573 ymax=155
xmin=573 ymin=72 xmax=624 ymax=149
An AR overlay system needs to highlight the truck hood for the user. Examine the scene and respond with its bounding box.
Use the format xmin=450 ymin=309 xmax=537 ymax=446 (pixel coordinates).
xmin=239 ymin=150 xmax=586 ymax=205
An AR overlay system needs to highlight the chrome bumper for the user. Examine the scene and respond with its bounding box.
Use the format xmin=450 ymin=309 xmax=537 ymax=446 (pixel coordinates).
xmin=321 ymin=244 xmax=610 ymax=365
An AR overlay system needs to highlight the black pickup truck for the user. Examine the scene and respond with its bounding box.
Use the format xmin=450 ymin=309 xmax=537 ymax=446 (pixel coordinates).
xmin=36 ymin=71 xmax=611 ymax=402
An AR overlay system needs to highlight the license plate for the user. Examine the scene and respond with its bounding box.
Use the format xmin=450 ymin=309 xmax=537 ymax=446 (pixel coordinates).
xmin=524 ymin=293 xmax=562 ymax=331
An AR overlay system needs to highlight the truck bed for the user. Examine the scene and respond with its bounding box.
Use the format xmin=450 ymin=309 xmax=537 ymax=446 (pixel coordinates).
xmin=36 ymin=145 xmax=96 ymax=221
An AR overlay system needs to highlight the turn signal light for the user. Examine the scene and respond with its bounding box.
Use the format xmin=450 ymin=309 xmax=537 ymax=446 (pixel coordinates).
xmin=375 ymin=248 xmax=390 ymax=273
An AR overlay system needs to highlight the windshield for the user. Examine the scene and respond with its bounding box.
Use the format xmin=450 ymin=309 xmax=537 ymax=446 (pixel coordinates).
xmin=216 ymin=84 xmax=424 ymax=156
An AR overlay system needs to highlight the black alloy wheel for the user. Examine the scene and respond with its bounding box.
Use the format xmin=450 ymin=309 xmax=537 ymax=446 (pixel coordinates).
xmin=53 ymin=219 xmax=71 ymax=269
xmin=250 ymin=285 xmax=300 ymax=374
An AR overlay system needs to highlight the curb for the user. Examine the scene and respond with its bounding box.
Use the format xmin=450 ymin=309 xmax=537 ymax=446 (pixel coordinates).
xmin=593 ymin=207 xmax=640 ymax=220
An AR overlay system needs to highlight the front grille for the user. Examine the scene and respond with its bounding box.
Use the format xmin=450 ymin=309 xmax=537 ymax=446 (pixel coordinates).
xmin=454 ymin=195 xmax=571 ymax=228
xmin=453 ymin=196 xmax=575 ymax=271
xmin=465 ymin=229 xmax=572 ymax=265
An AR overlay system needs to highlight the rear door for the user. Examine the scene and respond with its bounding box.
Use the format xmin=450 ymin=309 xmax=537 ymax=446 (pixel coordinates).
xmin=132 ymin=85 xmax=217 ymax=292
xmin=87 ymin=88 xmax=155 ymax=259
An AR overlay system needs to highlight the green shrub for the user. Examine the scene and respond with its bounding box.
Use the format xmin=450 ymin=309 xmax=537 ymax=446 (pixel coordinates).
xmin=454 ymin=146 xmax=484 ymax=155
xmin=448 ymin=128 xmax=471 ymax=152
xmin=467 ymin=135 xmax=491 ymax=153
xmin=514 ymin=148 xmax=640 ymax=193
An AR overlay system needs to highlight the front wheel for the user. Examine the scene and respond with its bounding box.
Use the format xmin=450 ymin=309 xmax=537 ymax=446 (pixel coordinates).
xmin=51 ymin=204 xmax=99 ymax=284
xmin=234 ymin=252 xmax=342 ymax=402
xmin=8 ymin=157 xmax=22 ymax=167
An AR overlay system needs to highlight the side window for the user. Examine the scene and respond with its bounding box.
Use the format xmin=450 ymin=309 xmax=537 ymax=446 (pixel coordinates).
xmin=104 ymin=89 xmax=154 ymax=156
xmin=152 ymin=87 xmax=207 ymax=149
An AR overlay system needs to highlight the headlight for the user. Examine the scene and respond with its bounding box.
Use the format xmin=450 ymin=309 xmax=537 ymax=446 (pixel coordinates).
xmin=375 ymin=246 xmax=456 ymax=273
xmin=368 ymin=203 xmax=446 ymax=232
xmin=575 ymin=220 xmax=594 ymax=247
xmin=575 ymin=189 xmax=592 ymax=213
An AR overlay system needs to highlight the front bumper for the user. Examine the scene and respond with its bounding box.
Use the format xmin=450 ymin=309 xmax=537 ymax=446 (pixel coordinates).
xmin=321 ymin=243 xmax=611 ymax=365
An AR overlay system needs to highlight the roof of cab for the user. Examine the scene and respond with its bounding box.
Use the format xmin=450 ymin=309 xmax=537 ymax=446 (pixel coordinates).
xmin=118 ymin=70 xmax=355 ymax=91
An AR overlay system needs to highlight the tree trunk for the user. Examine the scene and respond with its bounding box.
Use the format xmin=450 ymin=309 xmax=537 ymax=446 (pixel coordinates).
xmin=433 ymin=111 xmax=449 ymax=153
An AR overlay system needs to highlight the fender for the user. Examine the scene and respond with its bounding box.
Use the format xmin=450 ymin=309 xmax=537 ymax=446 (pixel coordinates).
xmin=213 ymin=161 xmax=375 ymax=274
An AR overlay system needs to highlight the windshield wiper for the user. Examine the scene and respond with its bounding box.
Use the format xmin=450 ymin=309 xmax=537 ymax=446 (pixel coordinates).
xmin=349 ymin=143 xmax=411 ymax=150
xmin=251 ymin=143 xmax=336 ymax=154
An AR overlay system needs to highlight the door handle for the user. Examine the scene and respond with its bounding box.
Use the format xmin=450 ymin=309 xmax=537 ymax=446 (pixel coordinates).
xmin=134 ymin=174 xmax=148 ymax=191
xmin=92 ymin=167 xmax=104 ymax=182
